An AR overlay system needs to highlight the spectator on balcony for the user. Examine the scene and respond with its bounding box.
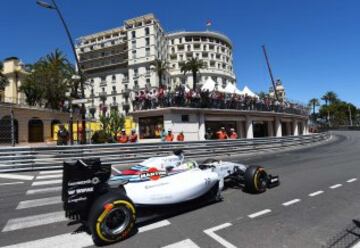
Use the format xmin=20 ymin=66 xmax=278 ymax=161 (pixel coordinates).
xmin=217 ymin=127 xmax=228 ymax=140
xmin=177 ymin=131 xmax=185 ymax=142
xmin=165 ymin=129 xmax=174 ymax=142
xmin=117 ymin=129 xmax=128 ymax=143
xmin=229 ymin=128 xmax=238 ymax=139
xmin=129 ymin=129 xmax=138 ymax=143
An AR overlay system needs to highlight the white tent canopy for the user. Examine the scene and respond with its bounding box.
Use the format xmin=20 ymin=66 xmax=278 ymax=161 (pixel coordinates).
xmin=242 ymin=86 xmax=258 ymax=98
xmin=201 ymin=77 xmax=217 ymax=92
xmin=224 ymin=83 xmax=237 ymax=94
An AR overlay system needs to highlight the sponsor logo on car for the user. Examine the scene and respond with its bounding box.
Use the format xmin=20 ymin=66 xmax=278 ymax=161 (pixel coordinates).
xmin=140 ymin=167 xmax=167 ymax=181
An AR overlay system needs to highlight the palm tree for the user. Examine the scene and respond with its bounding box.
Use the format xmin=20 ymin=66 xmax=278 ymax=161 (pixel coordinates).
xmin=0 ymin=61 xmax=9 ymax=91
xmin=308 ymin=98 xmax=320 ymax=115
xmin=180 ymin=57 xmax=206 ymax=90
xmin=321 ymin=91 xmax=338 ymax=106
xmin=152 ymin=59 xmax=168 ymax=88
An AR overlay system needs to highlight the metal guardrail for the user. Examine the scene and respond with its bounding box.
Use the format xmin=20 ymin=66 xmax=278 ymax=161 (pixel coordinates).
xmin=0 ymin=132 xmax=330 ymax=173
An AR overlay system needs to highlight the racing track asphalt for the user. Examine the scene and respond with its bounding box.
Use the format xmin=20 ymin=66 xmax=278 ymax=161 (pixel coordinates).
xmin=0 ymin=131 xmax=359 ymax=248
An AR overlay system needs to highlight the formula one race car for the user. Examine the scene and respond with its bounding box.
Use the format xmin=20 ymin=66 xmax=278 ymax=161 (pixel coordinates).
xmin=62 ymin=151 xmax=279 ymax=246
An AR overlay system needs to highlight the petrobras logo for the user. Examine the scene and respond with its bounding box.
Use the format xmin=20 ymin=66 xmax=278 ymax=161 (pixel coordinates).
xmin=140 ymin=167 xmax=167 ymax=181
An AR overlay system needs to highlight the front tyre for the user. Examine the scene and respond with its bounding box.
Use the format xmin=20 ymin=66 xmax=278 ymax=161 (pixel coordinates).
xmin=88 ymin=191 xmax=136 ymax=246
xmin=244 ymin=166 xmax=268 ymax=194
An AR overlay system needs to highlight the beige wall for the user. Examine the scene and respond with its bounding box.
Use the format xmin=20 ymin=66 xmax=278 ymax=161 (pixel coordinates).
xmin=0 ymin=104 xmax=80 ymax=143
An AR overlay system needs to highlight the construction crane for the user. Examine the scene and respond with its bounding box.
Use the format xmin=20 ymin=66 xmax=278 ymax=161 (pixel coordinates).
xmin=262 ymin=45 xmax=279 ymax=101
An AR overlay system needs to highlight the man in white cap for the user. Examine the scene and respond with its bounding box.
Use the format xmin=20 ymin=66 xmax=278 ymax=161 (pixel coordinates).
xmin=117 ymin=128 xmax=129 ymax=143
xmin=229 ymin=128 xmax=238 ymax=139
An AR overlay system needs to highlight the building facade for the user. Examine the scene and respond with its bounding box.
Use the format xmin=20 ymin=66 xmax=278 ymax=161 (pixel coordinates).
xmin=75 ymin=14 xmax=235 ymax=117
xmin=0 ymin=57 xmax=27 ymax=105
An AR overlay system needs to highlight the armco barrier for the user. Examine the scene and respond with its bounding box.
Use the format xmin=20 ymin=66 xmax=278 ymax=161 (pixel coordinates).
xmin=0 ymin=132 xmax=330 ymax=173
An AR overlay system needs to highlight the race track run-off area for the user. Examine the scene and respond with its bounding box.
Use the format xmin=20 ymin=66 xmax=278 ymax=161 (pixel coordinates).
xmin=0 ymin=131 xmax=359 ymax=248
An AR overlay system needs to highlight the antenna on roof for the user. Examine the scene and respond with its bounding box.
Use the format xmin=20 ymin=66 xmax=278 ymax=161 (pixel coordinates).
xmin=262 ymin=45 xmax=279 ymax=101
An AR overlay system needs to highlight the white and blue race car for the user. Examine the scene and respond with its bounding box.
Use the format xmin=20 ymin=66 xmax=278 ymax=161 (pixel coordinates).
xmin=62 ymin=151 xmax=279 ymax=246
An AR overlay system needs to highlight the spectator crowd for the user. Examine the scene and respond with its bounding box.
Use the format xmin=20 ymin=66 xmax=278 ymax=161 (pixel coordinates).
xmin=131 ymin=85 xmax=309 ymax=116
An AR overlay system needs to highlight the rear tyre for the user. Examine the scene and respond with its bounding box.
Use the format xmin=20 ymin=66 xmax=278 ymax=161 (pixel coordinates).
xmin=88 ymin=191 xmax=136 ymax=246
xmin=244 ymin=166 xmax=268 ymax=194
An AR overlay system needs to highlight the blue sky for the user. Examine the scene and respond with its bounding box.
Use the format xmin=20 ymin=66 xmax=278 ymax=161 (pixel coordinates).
xmin=1 ymin=0 xmax=360 ymax=106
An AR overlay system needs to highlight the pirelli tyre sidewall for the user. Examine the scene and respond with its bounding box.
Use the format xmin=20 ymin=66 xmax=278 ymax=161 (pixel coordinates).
xmin=244 ymin=166 xmax=268 ymax=194
xmin=88 ymin=191 xmax=136 ymax=246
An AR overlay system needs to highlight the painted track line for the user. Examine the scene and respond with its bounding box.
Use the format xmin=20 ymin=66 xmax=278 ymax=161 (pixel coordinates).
xmin=0 ymin=232 xmax=93 ymax=248
xmin=26 ymin=186 xmax=62 ymax=195
xmin=36 ymin=174 xmax=62 ymax=180
xmin=204 ymin=223 xmax=237 ymax=248
xmin=162 ymin=239 xmax=200 ymax=248
xmin=347 ymin=178 xmax=357 ymax=183
xmin=0 ymin=182 xmax=24 ymax=186
xmin=39 ymin=170 xmax=62 ymax=175
xmin=32 ymin=179 xmax=62 ymax=186
xmin=138 ymin=220 xmax=171 ymax=233
xmin=309 ymin=190 xmax=324 ymax=197
xmin=0 ymin=173 xmax=34 ymax=181
xmin=282 ymin=199 xmax=301 ymax=207
xmin=16 ymin=196 xmax=61 ymax=209
xmin=329 ymin=184 xmax=342 ymax=189
xmin=248 ymin=209 xmax=272 ymax=219
xmin=2 ymin=211 xmax=66 ymax=232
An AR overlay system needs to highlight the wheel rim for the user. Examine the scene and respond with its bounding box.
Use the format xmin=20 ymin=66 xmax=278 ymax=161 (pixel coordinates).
xmin=101 ymin=206 xmax=131 ymax=236
xmin=256 ymin=170 xmax=268 ymax=190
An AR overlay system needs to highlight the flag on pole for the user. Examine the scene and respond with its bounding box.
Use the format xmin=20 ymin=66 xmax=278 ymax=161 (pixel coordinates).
xmin=206 ymin=19 xmax=212 ymax=27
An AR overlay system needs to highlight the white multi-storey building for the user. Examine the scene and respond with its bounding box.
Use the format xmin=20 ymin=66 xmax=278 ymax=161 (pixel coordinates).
xmin=75 ymin=14 xmax=235 ymax=117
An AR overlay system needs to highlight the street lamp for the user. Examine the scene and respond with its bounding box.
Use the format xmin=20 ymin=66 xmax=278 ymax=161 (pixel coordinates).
xmin=36 ymin=0 xmax=87 ymax=144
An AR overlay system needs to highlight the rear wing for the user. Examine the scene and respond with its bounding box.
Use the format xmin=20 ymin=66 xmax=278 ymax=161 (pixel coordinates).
xmin=62 ymin=159 xmax=111 ymax=220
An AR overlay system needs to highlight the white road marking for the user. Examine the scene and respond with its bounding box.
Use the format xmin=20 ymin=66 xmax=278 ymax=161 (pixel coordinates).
xmin=0 ymin=173 xmax=34 ymax=181
xmin=32 ymin=179 xmax=62 ymax=186
xmin=162 ymin=239 xmax=200 ymax=248
xmin=111 ymin=166 xmax=121 ymax=174
xmin=16 ymin=196 xmax=61 ymax=209
xmin=138 ymin=220 xmax=171 ymax=233
xmin=347 ymin=178 xmax=357 ymax=183
xmin=309 ymin=190 xmax=324 ymax=197
xmin=39 ymin=170 xmax=62 ymax=175
xmin=204 ymin=223 xmax=237 ymax=248
xmin=36 ymin=174 xmax=62 ymax=180
xmin=352 ymin=241 xmax=360 ymax=248
xmin=330 ymin=184 xmax=342 ymax=189
xmin=248 ymin=209 xmax=272 ymax=219
xmin=282 ymin=199 xmax=301 ymax=207
xmin=26 ymin=186 xmax=62 ymax=195
xmin=2 ymin=211 xmax=66 ymax=232
xmin=0 ymin=232 xmax=93 ymax=248
xmin=0 ymin=182 xmax=24 ymax=186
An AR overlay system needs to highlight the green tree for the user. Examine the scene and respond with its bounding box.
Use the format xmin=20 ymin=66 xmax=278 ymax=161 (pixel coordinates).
xmin=109 ymin=110 xmax=125 ymax=138
xmin=20 ymin=49 xmax=75 ymax=109
xmin=180 ymin=57 xmax=207 ymax=90
xmin=308 ymin=98 xmax=320 ymax=115
xmin=0 ymin=61 xmax=9 ymax=91
xmin=321 ymin=91 xmax=338 ymax=106
xmin=152 ymin=59 xmax=169 ymax=88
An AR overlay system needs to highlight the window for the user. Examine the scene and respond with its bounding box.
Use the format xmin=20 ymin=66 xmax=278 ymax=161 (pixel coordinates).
xmin=139 ymin=116 xmax=164 ymax=139
xmin=171 ymin=39 xmax=175 ymax=45
xmin=112 ymin=75 xmax=116 ymax=81
xmin=146 ymin=78 xmax=151 ymax=85
xmin=132 ymin=50 xmax=136 ymax=58
xmin=145 ymin=37 xmax=150 ymax=46
xmin=181 ymin=115 xmax=189 ymax=122
xmin=145 ymin=27 xmax=150 ymax=35
xmin=146 ymin=47 xmax=150 ymax=56
xmin=112 ymin=86 xmax=116 ymax=91
xmin=134 ymin=80 xmax=138 ymax=88
xmin=187 ymin=45 xmax=191 ymax=51
xmin=132 ymin=31 xmax=136 ymax=38
xmin=102 ymin=87 xmax=105 ymax=92
xmin=112 ymin=96 xmax=116 ymax=102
